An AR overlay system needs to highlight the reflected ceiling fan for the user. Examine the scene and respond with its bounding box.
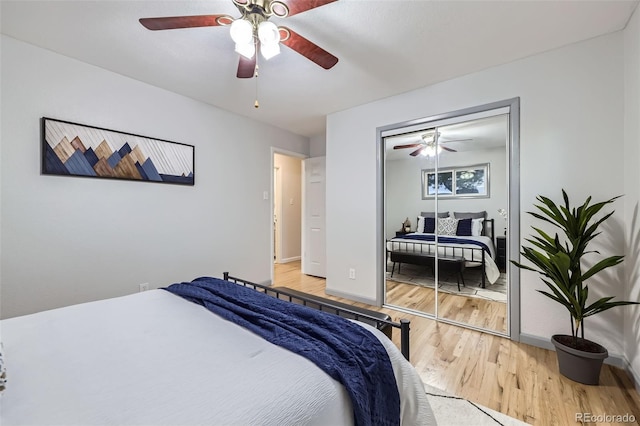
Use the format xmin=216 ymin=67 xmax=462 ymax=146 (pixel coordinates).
xmin=393 ymin=132 xmax=471 ymax=157
xmin=139 ymin=0 xmax=339 ymax=79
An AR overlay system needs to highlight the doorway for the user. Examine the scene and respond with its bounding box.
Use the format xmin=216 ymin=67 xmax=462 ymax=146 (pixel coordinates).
xmin=271 ymin=150 xmax=305 ymax=283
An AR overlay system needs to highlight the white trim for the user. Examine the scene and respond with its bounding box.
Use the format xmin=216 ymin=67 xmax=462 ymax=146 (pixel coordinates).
xmin=627 ymin=361 xmax=640 ymax=395
xmin=325 ymin=288 xmax=378 ymax=306
xmin=279 ymin=256 xmax=301 ymax=264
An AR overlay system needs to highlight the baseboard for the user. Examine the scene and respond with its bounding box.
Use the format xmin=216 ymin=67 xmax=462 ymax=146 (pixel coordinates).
xmin=519 ymin=333 xmax=627 ymax=368
xmin=277 ymin=256 xmax=301 ymax=264
xmin=626 ymin=361 xmax=640 ymax=395
xmin=324 ymin=288 xmax=378 ymax=306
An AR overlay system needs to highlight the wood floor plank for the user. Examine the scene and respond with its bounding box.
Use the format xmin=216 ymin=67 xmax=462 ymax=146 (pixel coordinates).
xmin=273 ymin=261 xmax=640 ymax=425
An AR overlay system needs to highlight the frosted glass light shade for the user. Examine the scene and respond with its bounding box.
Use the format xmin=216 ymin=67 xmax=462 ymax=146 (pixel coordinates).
xmin=235 ymin=42 xmax=255 ymax=59
xmin=260 ymin=42 xmax=280 ymax=60
xmin=258 ymin=21 xmax=280 ymax=45
xmin=230 ymin=19 xmax=253 ymax=45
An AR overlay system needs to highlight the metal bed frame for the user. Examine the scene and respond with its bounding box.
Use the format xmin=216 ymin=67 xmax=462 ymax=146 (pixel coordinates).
xmin=387 ymin=218 xmax=495 ymax=288
xmin=223 ymin=272 xmax=412 ymax=361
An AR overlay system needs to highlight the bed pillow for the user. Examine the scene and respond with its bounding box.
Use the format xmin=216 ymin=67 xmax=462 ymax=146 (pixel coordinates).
xmin=453 ymin=211 xmax=487 ymax=220
xmin=424 ymin=217 xmax=436 ymax=233
xmin=416 ymin=216 xmax=437 ymax=233
xmin=456 ymin=218 xmax=473 ymax=236
xmin=420 ymin=211 xmax=450 ymax=218
xmin=471 ymin=218 xmax=485 ymax=236
xmin=437 ymin=217 xmax=458 ymax=236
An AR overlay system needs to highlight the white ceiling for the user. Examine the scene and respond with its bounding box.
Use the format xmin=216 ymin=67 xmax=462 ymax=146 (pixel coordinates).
xmin=385 ymin=113 xmax=508 ymax=161
xmin=1 ymin=0 xmax=638 ymax=138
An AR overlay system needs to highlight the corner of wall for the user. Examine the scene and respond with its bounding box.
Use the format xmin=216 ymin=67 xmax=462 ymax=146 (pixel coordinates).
xmin=623 ymin=0 xmax=640 ymax=394
xmin=309 ymin=132 xmax=326 ymax=157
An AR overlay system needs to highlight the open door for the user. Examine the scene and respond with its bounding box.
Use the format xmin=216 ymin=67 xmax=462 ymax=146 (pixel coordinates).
xmin=302 ymin=157 xmax=326 ymax=278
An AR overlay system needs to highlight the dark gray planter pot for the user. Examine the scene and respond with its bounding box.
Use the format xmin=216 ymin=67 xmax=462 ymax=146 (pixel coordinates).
xmin=551 ymin=334 xmax=608 ymax=385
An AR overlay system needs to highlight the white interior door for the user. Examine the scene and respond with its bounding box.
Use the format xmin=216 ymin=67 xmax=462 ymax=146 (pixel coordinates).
xmin=302 ymin=157 xmax=326 ymax=278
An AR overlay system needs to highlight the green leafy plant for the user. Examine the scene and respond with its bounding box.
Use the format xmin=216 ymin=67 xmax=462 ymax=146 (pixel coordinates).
xmin=512 ymin=190 xmax=638 ymax=349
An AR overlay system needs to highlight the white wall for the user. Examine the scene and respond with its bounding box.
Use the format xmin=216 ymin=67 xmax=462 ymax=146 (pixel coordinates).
xmin=274 ymin=153 xmax=302 ymax=262
xmin=0 ymin=35 xmax=309 ymax=319
xmin=327 ymin=32 xmax=628 ymax=355
xmin=623 ymin=6 xmax=640 ymax=387
xmin=385 ymin=147 xmax=507 ymax=239
xmin=310 ymin=132 xmax=326 ymax=157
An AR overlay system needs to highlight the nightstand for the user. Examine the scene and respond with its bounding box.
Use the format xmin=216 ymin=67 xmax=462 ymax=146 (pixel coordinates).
xmin=496 ymin=236 xmax=507 ymax=270
xmin=396 ymin=231 xmax=411 ymax=237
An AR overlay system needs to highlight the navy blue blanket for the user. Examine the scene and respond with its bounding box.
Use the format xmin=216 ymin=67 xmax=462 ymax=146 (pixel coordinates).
xmin=163 ymin=277 xmax=400 ymax=426
xmin=395 ymin=233 xmax=492 ymax=255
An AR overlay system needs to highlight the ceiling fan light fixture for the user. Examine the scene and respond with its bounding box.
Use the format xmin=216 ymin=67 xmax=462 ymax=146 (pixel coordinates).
xmin=230 ymin=18 xmax=253 ymax=45
xmin=235 ymin=41 xmax=256 ymax=59
xmin=258 ymin=21 xmax=281 ymax=59
xmin=258 ymin=21 xmax=280 ymax=44
xmin=420 ymin=143 xmax=442 ymax=157
xmin=260 ymin=42 xmax=280 ymax=60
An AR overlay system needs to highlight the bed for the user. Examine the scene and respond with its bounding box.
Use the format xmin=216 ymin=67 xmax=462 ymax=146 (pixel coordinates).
xmin=387 ymin=212 xmax=500 ymax=288
xmin=0 ymin=274 xmax=435 ymax=426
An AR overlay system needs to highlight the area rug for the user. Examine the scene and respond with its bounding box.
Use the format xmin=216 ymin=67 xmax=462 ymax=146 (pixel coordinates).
xmin=387 ymin=261 xmax=507 ymax=303
xmin=424 ymin=384 xmax=527 ymax=425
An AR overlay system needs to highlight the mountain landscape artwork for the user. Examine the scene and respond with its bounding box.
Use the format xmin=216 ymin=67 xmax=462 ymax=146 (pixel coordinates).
xmin=42 ymin=118 xmax=194 ymax=185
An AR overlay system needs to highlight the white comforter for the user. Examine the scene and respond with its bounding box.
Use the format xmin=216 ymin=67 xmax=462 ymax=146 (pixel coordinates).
xmin=0 ymin=289 xmax=434 ymax=425
xmin=387 ymin=233 xmax=500 ymax=285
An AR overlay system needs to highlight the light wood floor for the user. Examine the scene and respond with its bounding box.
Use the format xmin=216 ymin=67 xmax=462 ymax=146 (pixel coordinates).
xmin=386 ymin=279 xmax=508 ymax=333
xmin=273 ymin=261 xmax=640 ymax=426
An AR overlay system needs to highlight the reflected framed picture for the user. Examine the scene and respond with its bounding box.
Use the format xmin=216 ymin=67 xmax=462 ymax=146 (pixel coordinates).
xmin=455 ymin=165 xmax=488 ymax=196
xmin=422 ymin=163 xmax=489 ymax=199
xmin=41 ymin=117 xmax=195 ymax=186
xmin=424 ymin=171 xmax=453 ymax=196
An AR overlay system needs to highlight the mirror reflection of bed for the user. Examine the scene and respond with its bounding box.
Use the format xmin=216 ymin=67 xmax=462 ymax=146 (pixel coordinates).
xmin=383 ymin=105 xmax=514 ymax=335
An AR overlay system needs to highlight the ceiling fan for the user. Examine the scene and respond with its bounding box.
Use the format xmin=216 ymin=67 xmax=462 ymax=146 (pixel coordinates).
xmin=139 ymin=0 xmax=339 ymax=79
xmin=393 ymin=133 xmax=471 ymax=157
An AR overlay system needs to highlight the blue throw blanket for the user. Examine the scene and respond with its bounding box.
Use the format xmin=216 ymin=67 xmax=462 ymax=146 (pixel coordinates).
xmin=397 ymin=233 xmax=491 ymax=255
xmin=163 ymin=277 xmax=400 ymax=426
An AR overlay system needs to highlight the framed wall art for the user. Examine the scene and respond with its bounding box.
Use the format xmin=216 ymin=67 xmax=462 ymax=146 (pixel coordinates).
xmin=41 ymin=117 xmax=195 ymax=186
xmin=422 ymin=163 xmax=489 ymax=199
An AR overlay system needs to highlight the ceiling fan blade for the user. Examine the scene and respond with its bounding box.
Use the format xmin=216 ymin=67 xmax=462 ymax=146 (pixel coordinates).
xmin=393 ymin=143 xmax=421 ymax=150
xmin=410 ymin=147 xmax=424 ymax=157
xmin=237 ymin=55 xmax=257 ymax=78
xmin=441 ymin=146 xmax=458 ymax=152
xmin=139 ymin=15 xmax=233 ymax=31
xmin=279 ymin=27 xmax=338 ymax=69
xmin=278 ymin=0 xmax=338 ymax=17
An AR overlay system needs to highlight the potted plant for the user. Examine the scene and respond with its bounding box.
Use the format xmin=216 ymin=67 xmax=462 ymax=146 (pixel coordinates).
xmin=512 ymin=190 xmax=639 ymax=385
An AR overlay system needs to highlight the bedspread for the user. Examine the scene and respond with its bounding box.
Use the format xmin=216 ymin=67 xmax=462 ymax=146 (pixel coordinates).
xmin=1 ymin=288 xmax=435 ymax=426
xmin=388 ymin=233 xmax=500 ymax=284
xmin=165 ymin=277 xmax=400 ymax=426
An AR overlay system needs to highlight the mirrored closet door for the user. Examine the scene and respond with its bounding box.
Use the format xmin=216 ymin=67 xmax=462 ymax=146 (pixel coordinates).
xmin=380 ymin=99 xmax=519 ymax=336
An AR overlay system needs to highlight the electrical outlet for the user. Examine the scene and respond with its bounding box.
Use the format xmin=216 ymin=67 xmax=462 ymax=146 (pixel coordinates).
xmin=348 ymin=268 xmax=356 ymax=280
xmin=139 ymin=283 xmax=149 ymax=292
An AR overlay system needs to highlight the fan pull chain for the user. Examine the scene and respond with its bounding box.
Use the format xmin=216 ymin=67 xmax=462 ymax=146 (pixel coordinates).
xmin=254 ymin=64 xmax=260 ymax=108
